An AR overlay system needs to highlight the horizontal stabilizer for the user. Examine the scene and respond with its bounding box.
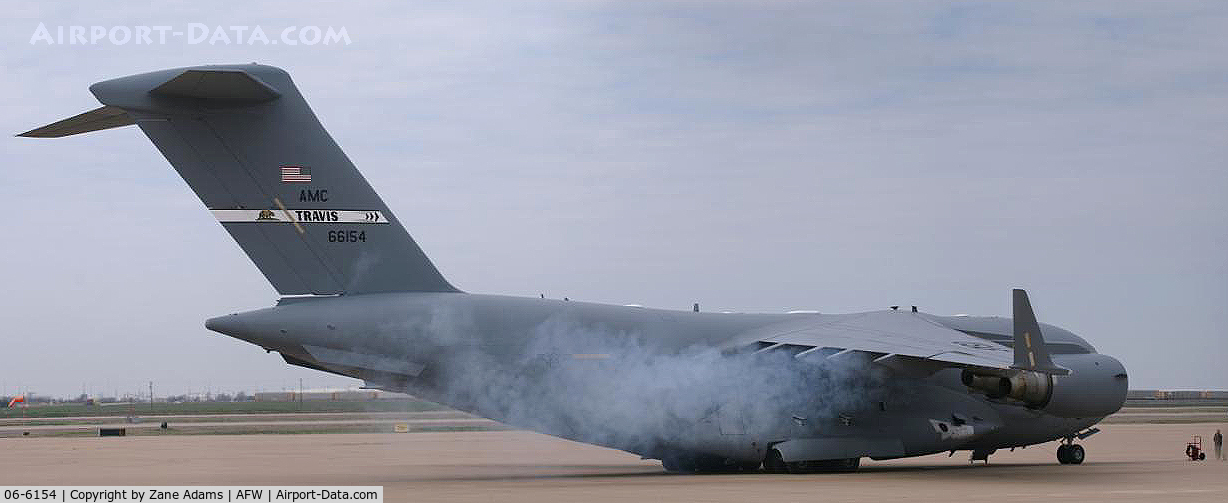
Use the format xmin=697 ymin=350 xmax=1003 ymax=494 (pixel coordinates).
xmin=17 ymin=105 xmax=134 ymax=138
xmin=151 ymin=69 xmax=280 ymax=102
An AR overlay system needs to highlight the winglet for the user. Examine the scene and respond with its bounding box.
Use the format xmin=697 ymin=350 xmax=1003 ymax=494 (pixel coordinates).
xmin=1011 ymin=289 xmax=1069 ymax=375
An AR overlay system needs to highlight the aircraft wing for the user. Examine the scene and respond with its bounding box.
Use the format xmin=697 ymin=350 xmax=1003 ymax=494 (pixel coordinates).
xmin=735 ymin=310 xmax=1015 ymax=375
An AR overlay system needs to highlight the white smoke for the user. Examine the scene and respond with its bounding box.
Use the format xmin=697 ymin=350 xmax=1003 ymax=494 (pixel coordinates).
xmin=402 ymin=306 xmax=893 ymax=458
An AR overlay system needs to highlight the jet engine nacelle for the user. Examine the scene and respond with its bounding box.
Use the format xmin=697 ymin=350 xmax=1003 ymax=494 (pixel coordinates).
xmin=962 ymin=353 xmax=1127 ymax=419
xmin=961 ymin=369 xmax=1051 ymax=405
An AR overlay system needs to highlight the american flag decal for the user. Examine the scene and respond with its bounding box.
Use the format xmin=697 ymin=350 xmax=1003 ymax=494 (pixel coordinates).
xmin=280 ymin=166 xmax=311 ymax=183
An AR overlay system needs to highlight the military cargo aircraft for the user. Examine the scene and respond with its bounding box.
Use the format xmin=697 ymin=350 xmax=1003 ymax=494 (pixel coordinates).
xmin=22 ymin=64 xmax=1127 ymax=472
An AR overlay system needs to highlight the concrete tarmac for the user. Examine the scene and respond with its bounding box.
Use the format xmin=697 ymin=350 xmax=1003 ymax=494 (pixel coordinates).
xmin=2 ymin=423 xmax=1225 ymax=502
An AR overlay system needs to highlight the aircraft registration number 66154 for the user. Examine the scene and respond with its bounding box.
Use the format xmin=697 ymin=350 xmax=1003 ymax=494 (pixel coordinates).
xmin=327 ymin=230 xmax=366 ymax=243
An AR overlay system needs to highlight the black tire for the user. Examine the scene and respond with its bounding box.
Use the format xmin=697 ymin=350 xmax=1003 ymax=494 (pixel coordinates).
xmin=764 ymin=449 xmax=787 ymax=474
xmin=1067 ymin=444 xmax=1085 ymax=465
xmin=662 ymin=453 xmax=697 ymax=473
xmin=694 ymin=454 xmax=735 ymax=473
xmin=666 ymin=453 xmax=758 ymax=474
xmin=823 ymin=457 xmax=860 ymax=473
xmin=785 ymin=461 xmax=809 ymax=474
xmin=1199 ymin=452 xmax=1206 ymax=461
xmin=1056 ymin=444 xmax=1071 ymax=464
xmin=780 ymin=457 xmax=860 ymax=474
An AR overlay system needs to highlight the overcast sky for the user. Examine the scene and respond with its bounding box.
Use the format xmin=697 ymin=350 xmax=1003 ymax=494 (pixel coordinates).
xmin=2 ymin=1 xmax=1225 ymax=398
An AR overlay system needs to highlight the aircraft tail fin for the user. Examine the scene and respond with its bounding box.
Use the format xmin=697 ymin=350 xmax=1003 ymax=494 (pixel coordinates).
xmin=20 ymin=64 xmax=458 ymax=295
xmin=1011 ymin=289 xmax=1068 ymax=375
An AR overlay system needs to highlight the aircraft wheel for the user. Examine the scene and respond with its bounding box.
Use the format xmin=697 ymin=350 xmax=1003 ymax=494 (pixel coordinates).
xmin=810 ymin=458 xmax=860 ymax=473
xmin=694 ymin=454 xmax=735 ymax=473
xmin=764 ymin=449 xmax=787 ymax=474
xmin=778 ymin=458 xmax=860 ymax=474
xmin=785 ymin=461 xmax=809 ymax=474
xmin=828 ymin=457 xmax=860 ymax=472
xmin=1067 ymin=444 xmax=1085 ymax=465
xmin=1056 ymin=444 xmax=1071 ymax=464
xmin=661 ymin=454 xmax=697 ymax=473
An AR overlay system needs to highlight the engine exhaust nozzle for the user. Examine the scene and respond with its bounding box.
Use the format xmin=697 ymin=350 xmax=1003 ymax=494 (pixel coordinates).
xmin=961 ymin=369 xmax=1052 ymax=407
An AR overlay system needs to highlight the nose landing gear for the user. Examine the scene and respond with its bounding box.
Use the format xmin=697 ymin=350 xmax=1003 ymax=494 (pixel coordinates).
xmin=1057 ymin=427 xmax=1099 ymax=464
xmin=1057 ymin=441 xmax=1084 ymax=464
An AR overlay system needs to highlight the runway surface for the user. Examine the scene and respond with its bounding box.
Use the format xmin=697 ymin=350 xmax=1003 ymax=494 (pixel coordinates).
xmin=3 ymin=423 xmax=1225 ymax=502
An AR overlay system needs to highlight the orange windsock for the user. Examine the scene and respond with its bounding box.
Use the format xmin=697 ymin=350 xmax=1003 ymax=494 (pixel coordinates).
xmin=8 ymin=395 xmax=24 ymax=407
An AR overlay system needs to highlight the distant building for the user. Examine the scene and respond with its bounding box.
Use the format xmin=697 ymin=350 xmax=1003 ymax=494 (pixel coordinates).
xmin=1126 ymin=389 xmax=1228 ymax=400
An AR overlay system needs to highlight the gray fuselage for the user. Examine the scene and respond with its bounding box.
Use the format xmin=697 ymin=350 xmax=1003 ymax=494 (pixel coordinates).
xmin=207 ymin=292 xmax=1123 ymax=463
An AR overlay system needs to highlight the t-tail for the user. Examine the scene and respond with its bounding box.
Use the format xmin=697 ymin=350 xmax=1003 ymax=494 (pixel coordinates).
xmin=1010 ymin=288 xmax=1068 ymax=375
xmin=20 ymin=64 xmax=457 ymax=295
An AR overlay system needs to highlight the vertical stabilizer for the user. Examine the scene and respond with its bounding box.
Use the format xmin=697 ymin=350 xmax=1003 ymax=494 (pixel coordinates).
xmin=22 ymin=64 xmax=457 ymax=295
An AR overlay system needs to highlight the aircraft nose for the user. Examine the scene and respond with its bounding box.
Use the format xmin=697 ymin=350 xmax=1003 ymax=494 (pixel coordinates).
xmin=1108 ymin=354 xmax=1128 ymax=383
xmin=1101 ymin=353 xmax=1130 ymax=412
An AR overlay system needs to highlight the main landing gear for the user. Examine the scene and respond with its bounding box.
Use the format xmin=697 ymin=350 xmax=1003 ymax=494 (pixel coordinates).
xmin=762 ymin=448 xmax=860 ymax=474
xmin=661 ymin=452 xmax=760 ymax=473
